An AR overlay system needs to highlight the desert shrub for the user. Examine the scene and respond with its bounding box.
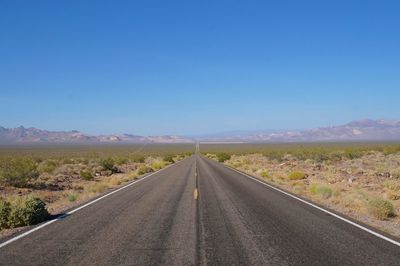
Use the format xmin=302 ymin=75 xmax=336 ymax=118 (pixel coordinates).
xmin=23 ymin=197 xmax=50 ymax=225
xmin=38 ymin=160 xmax=58 ymax=174
xmin=99 ymin=158 xmax=117 ymax=173
xmin=8 ymin=197 xmax=49 ymax=228
xmin=288 ymin=171 xmax=306 ymax=180
xmin=80 ymin=170 xmax=93 ymax=181
xmin=68 ymin=194 xmax=78 ymax=202
xmin=367 ymin=198 xmax=395 ymax=220
xmin=7 ymin=203 xmax=25 ymax=227
xmin=0 ymin=158 xmax=39 ymax=187
xmin=151 ymin=161 xmax=165 ymax=170
xmin=100 ymin=157 xmax=114 ymax=170
xmin=216 ymin=153 xmax=231 ymax=163
xmin=310 ymin=185 xmax=333 ymax=199
xmin=0 ymin=199 xmax=11 ymax=229
xmin=163 ymin=155 xmax=175 ymax=163
xmin=138 ymin=165 xmax=153 ymax=175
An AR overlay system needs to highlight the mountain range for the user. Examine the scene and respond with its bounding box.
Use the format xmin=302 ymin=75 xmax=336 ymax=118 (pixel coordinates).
xmin=0 ymin=126 xmax=194 ymax=144
xmin=0 ymin=119 xmax=399 ymax=144
xmin=199 ymin=119 xmax=400 ymax=142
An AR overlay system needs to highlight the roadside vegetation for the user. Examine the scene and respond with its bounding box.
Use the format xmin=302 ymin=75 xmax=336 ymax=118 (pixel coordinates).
xmin=0 ymin=144 xmax=193 ymax=233
xmin=0 ymin=197 xmax=49 ymax=229
xmin=203 ymin=142 xmax=400 ymax=237
xmin=216 ymin=152 xmax=231 ymax=163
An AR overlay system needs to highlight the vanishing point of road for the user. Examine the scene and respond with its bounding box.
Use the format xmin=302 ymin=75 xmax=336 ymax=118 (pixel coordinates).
xmin=0 ymin=155 xmax=399 ymax=265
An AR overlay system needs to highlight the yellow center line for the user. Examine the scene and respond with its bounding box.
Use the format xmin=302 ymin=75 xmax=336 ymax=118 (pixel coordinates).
xmin=194 ymin=188 xmax=199 ymax=199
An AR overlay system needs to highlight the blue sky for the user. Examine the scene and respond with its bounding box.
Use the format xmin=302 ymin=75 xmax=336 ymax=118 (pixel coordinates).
xmin=0 ymin=1 xmax=399 ymax=135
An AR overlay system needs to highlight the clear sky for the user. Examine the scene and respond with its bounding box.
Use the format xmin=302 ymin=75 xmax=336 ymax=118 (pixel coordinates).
xmin=0 ymin=1 xmax=399 ymax=135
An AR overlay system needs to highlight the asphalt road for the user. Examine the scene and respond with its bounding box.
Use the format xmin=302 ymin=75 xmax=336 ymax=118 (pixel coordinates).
xmin=1 ymin=155 xmax=399 ymax=265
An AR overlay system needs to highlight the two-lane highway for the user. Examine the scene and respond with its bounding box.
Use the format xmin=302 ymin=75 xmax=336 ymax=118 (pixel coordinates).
xmin=0 ymin=155 xmax=399 ymax=265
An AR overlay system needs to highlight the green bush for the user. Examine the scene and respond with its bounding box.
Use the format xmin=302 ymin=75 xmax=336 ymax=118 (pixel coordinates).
xmin=138 ymin=165 xmax=153 ymax=175
xmin=99 ymin=158 xmax=115 ymax=171
xmin=0 ymin=199 xmax=11 ymax=229
xmin=23 ymin=197 xmax=50 ymax=225
xmin=0 ymin=158 xmax=39 ymax=187
xmin=7 ymin=203 xmax=26 ymax=228
xmin=216 ymin=153 xmax=231 ymax=163
xmin=163 ymin=155 xmax=175 ymax=163
xmin=99 ymin=158 xmax=117 ymax=173
xmin=7 ymin=197 xmax=49 ymax=228
xmin=288 ymin=171 xmax=306 ymax=180
xmin=80 ymin=170 xmax=93 ymax=181
xmin=367 ymin=198 xmax=395 ymax=220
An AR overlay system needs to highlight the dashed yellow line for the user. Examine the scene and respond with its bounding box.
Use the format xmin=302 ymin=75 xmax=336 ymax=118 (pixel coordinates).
xmin=194 ymin=188 xmax=199 ymax=199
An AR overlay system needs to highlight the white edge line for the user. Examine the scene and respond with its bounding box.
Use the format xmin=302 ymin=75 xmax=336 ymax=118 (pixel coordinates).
xmin=0 ymin=160 xmax=182 ymax=249
xmin=225 ymin=164 xmax=400 ymax=248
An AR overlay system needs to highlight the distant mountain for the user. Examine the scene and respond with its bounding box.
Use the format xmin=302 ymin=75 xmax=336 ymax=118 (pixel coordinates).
xmin=0 ymin=126 xmax=194 ymax=144
xmin=1 ymin=119 xmax=399 ymax=144
xmin=190 ymin=129 xmax=282 ymax=140
xmin=198 ymin=119 xmax=400 ymax=142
